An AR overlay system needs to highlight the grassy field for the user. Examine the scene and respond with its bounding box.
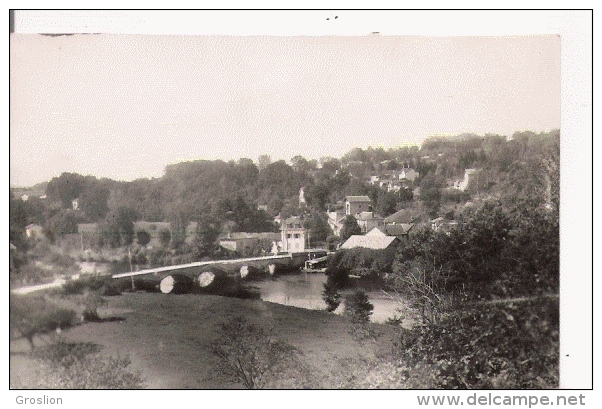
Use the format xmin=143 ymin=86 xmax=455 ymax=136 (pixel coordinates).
xmin=10 ymin=292 xmax=397 ymax=389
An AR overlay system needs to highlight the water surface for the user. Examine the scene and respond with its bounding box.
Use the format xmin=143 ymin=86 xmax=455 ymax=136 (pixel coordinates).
xmin=248 ymin=272 xmax=404 ymax=323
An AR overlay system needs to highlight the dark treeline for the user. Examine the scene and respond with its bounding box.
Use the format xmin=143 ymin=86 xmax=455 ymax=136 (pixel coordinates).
xmin=10 ymin=129 xmax=559 ymax=252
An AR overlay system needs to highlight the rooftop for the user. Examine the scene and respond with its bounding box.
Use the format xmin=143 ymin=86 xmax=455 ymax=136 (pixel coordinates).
xmin=340 ymin=235 xmax=399 ymax=250
xmin=386 ymin=223 xmax=414 ymax=236
xmin=345 ymin=195 xmax=371 ymax=203
xmin=384 ymin=209 xmax=415 ymax=224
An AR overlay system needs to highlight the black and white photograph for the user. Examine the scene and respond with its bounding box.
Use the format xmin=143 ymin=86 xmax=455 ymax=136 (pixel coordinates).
xmin=8 ymin=8 xmax=593 ymax=400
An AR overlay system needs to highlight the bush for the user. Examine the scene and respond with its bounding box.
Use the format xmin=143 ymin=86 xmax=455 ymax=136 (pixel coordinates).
xmin=343 ymin=289 xmax=376 ymax=341
xmin=392 ymin=297 xmax=559 ymax=389
xmin=326 ymin=248 xmax=394 ymax=281
xmin=48 ymin=251 xmax=77 ymax=269
xmin=210 ymin=316 xmax=301 ymax=389
xmin=322 ymin=281 xmax=342 ymax=312
xmin=11 ymin=263 xmax=55 ymax=287
xmin=60 ymin=274 xmax=108 ymax=295
xmin=32 ymin=341 xmax=102 ymax=367
xmin=441 ymin=189 xmax=470 ymax=204
xmin=10 ymin=295 xmax=77 ymax=350
xmin=21 ymin=341 xmax=145 ymax=389
xmin=343 ymin=289 xmax=374 ymax=325
xmin=99 ymin=280 xmax=126 ymax=296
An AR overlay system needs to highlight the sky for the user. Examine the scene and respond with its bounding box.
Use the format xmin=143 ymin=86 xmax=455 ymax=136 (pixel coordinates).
xmin=10 ymin=31 xmax=560 ymax=187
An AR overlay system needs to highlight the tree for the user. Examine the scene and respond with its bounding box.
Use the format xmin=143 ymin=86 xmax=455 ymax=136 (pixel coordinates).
xmin=192 ymin=215 xmax=221 ymax=259
xmin=45 ymin=209 xmax=80 ymax=241
xmin=46 ymin=172 xmax=87 ymax=208
xmin=376 ymin=191 xmax=399 ymax=217
xmin=78 ymin=183 xmax=110 ymax=221
xmin=304 ymin=184 xmax=330 ymax=211
xmin=290 ymin=155 xmax=312 ymax=173
xmin=10 ymin=190 xmax=29 ymax=250
xmin=322 ymin=281 xmax=341 ymax=312
xmin=343 ymin=289 xmax=374 ymax=325
xmin=319 ymin=157 xmax=341 ymax=173
xmin=325 ymin=235 xmax=341 ymax=251
xmin=10 ymin=295 xmax=76 ymax=351
xmin=104 ymin=207 xmax=138 ymax=248
xmin=419 ymin=172 xmax=445 ymax=217
xmin=339 ymin=215 xmax=361 ymax=241
xmin=343 ymin=289 xmax=376 ymax=340
xmin=210 ymin=316 xmax=299 ymax=389
xmin=304 ymin=212 xmax=332 ymax=244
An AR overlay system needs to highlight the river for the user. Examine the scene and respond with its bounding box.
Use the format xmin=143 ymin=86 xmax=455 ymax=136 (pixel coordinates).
xmin=76 ymin=262 xmax=405 ymax=323
xmin=246 ymin=272 xmax=405 ymax=323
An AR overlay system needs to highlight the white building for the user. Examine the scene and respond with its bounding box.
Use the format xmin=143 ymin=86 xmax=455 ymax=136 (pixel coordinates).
xmin=281 ymin=216 xmax=307 ymax=252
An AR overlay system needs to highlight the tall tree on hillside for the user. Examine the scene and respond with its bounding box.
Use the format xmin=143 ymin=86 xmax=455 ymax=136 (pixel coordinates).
xmin=9 ymin=190 xmax=29 ymax=250
xmin=192 ymin=214 xmax=221 ymax=259
xmin=104 ymin=207 xmax=138 ymax=247
xmin=46 ymin=172 xmax=87 ymax=208
xmin=78 ymin=183 xmax=110 ymax=222
xmin=304 ymin=212 xmax=332 ymax=244
xmin=419 ymin=172 xmax=445 ymax=217
xmin=291 ymin=155 xmax=313 ymax=173
xmin=304 ymin=184 xmax=330 ymax=211
xmin=44 ymin=209 xmax=80 ymax=242
xmin=376 ymin=191 xmax=399 ymax=217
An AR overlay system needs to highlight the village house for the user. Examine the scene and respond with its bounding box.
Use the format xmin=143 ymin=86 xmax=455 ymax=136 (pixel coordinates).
xmin=354 ymin=211 xmax=384 ymax=233
xmin=345 ymin=195 xmax=372 ymax=215
xmin=281 ymin=216 xmax=307 ymax=252
xmin=383 ymin=208 xmax=416 ymax=225
xmin=340 ymin=234 xmax=400 ymax=250
xmin=327 ymin=211 xmax=346 ymax=236
xmin=385 ymin=223 xmax=414 ymax=239
xmin=366 ymin=226 xmax=386 ymax=236
xmin=366 ymin=223 xmax=413 ymax=240
xmin=382 ymin=209 xmax=416 ymax=239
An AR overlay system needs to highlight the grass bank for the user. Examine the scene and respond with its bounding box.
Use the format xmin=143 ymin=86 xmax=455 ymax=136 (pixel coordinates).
xmin=10 ymin=292 xmax=397 ymax=388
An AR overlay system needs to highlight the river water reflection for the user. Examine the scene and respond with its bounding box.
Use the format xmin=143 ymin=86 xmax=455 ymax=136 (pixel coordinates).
xmin=246 ymin=272 xmax=404 ymax=323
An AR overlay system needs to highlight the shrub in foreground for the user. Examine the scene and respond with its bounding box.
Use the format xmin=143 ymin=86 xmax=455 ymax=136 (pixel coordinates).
xmin=392 ymin=297 xmax=559 ymax=389
xmin=18 ymin=341 xmax=145 ymax=389
xmin=343 ymin=289 xmax=376 ymax=341
xmin=10 ymin=295 xmax=77 ymax=350
xmin=209 ymin=316 xmax=302 ymax=389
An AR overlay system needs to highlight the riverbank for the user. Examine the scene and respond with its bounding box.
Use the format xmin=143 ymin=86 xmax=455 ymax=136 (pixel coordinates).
xmin=10 ymin=292 xmax=399 ymax=389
